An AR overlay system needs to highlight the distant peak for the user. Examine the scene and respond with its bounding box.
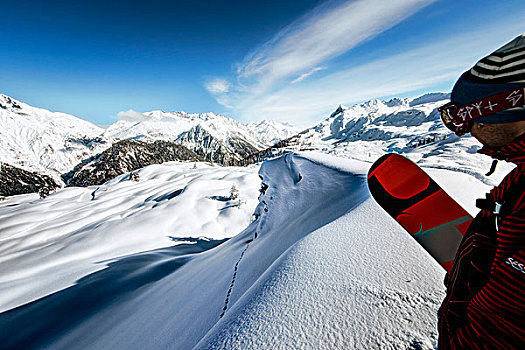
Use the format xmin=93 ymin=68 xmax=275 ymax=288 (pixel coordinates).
xmin=330 ymin=105 xmax=346 ymax=118
xmin=0 ymin=94 xmax=23 ymax=111
xmin=384 ymin=97 xmax=409 ymax=107
xmin=409 ymin=92 xmax=450 ymax=106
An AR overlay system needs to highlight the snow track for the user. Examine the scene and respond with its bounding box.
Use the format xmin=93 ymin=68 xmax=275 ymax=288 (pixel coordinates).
xmin=220 ymin=242 xmax=251 ymax=319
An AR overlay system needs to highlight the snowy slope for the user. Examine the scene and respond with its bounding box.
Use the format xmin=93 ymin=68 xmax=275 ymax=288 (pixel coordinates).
xmin=0 ymin=94 xmax=108 ymax=180
xmin=0 ymin=153 xmax=496 ymax=349
xmin=0 ymin=162 xmax=260 ymax=313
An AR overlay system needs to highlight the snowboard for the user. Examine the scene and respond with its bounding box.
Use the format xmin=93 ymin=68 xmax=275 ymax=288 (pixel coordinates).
xmin=367 ymin=153 xmax=473 ymax=273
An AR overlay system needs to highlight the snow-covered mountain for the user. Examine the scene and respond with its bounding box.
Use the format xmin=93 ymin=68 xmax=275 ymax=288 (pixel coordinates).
xmin=104 ymin=110 xmax=296 ymax=149
xmin=0 ymin=94 xmax=298 ymax=186
xmin=261 ymin=92 xmax=512 ymax=185
xmin=0 ymin=94 xmax=108 ymax=181
xmin=104 ymin=110 xmax=299 ymax=166
xmin=246 ymin=119 xmax=300 ymax=146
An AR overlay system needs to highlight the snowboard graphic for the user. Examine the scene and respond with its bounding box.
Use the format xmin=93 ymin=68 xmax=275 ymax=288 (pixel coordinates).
xmin=367 ymin=154 xmax=473 ymax=273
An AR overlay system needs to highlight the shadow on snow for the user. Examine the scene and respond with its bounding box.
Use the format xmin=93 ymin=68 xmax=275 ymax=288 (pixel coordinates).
xmin=0 ymin=237 xmax=227 ymax=350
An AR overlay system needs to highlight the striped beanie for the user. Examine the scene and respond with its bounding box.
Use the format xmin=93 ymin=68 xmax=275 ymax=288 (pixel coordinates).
xmin=451 ymin=34 xmax=525 ymax=124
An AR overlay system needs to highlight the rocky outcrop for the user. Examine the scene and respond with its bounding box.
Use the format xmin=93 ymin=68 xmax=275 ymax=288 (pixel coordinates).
xmin=0 ymin=95 xmax=22 ymax=111
xmin=0 ymin=163 xmax=60 ymax=197
xmin=176 ymin=125 xmax=258 ymax=166
xmin=62 ymin=139 xmax=204 ymax=187
xmin=227 ymin=136 xmax=260 ymax=162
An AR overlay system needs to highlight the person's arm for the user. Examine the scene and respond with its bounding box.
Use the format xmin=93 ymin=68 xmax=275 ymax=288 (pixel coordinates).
xmin=442 ymin=211 xmax=525 ymax=349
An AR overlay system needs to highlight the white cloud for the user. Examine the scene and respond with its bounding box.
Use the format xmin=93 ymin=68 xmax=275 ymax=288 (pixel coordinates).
xmin=291 ymin=67 xmax=326 ymax=84
xmin=236 ymin=0 xmax=436 ymax=92
xmin=206 ymin=0 xmax=437 ymax=123
xmin=117 ymin=109 xmax=149 ymax=122
xmin=205 ymin=78 xmax=231 ymax=94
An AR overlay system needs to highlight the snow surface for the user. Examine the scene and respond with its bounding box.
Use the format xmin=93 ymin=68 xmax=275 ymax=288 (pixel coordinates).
xmin=0 ymin=162 xmax=260 ymax=312
xmin=0 ymin=152 xmax=498 ymax=349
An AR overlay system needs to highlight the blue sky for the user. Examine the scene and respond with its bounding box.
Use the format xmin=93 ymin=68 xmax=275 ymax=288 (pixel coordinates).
xmin=1 ymin=0 xmax=523 ymax=127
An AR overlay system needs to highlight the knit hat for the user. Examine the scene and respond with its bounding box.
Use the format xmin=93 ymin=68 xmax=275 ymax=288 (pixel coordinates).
xmin=451 ymin=34 xmax=525 ymax=124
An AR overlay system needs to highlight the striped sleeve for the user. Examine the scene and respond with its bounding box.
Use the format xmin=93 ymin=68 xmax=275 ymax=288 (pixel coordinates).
xmin=444 ymin=196 xmax=525 ymax=349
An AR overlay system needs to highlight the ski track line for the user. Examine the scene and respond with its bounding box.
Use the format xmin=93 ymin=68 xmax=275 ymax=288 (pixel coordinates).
xmin=220 ymin=242 xmax=251 ymax=319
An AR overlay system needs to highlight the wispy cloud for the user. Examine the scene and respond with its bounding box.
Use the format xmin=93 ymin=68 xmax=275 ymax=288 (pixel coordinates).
xmin=234 ymin=23 xmax=523 ymax=126
xmin=291 ymin=67 xmax=326 ymax=84
xmin=234 ymin=0 xmax=435 ymax=92
xmin=205 ymin=78 xmax=231 ymax=94
xmin=206 ymin=0 xmax=524 ymax=127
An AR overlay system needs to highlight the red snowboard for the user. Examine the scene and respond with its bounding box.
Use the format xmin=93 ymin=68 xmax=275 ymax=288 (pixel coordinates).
xmin=367 ymin=153 xmax=473 ymax=273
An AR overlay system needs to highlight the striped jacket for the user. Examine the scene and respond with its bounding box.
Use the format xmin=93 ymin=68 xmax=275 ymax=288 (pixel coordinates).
xmin=438 ymin=136 xmax=525 ymax=349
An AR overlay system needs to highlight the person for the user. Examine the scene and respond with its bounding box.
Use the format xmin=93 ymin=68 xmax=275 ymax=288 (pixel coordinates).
xmin=437 ymin=34 xmax=524 ymax=349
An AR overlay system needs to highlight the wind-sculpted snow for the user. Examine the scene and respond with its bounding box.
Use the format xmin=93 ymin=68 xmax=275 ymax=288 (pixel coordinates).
xmin=195 ymin=154 xmax=493 ymax=350
xmin=0 ymin=162 xmax=260 ymax=313
xmin=197 ymin=200 xmax=445 ymax=349
xmin=0 ymin=152 xmax=494 ymax=349
xmin=0 ymin=238 xmax=227 ymax=349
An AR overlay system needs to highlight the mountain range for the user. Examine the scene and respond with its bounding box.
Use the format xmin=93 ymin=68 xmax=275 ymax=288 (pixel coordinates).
xmin=1 ymin=91 xmax=510 ymax=197
xmin=245 ymin=92 xmax=511 ymax=186
xmin=0 ymin=93 xmax=299 ymax=195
